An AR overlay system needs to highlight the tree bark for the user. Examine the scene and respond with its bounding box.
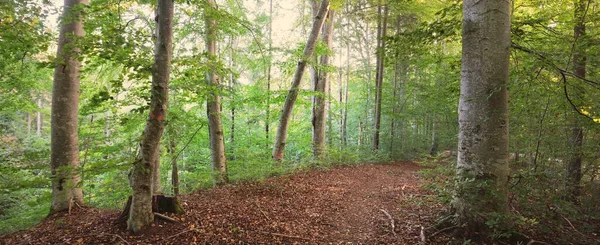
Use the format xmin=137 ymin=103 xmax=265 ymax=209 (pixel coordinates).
xmin=272 ymin=0 xmax=330 ymax=161
xmin=265 ymin=0 xmax=273 ymax=149
xmin=373 ymin=2 xmax=387 ymax=151
xmin=36 ymin=97 xmax=42 ymax=137
xmin=49 ymin=0 xmax=88 ymax=214
xmin=128 ymin=0 xmax=173 ymax=233
xmin=565 ymin=0 xmax=586 ymax=202
xmin=452 ymin=0 xmax=511 ymax=233
xmin=205 ymin=0 xmax=228 ymax=185
xmin=312 ymin=5 xmax=335 ymax=160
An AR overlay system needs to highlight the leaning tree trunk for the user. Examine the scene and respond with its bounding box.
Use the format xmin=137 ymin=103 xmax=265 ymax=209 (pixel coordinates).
xmin=49 ymin=0 xmax=88 ymax=214
xmin=565 ymin=0 xmax=586 ymax=202
xmin=373 ymin=3 xmax=388 ymax=151
xmin=205 ymin=0 xmax=228 ymax=185
xmin=272 ymin=0 xmax=330 ymax=161
xmin=128 ymin=0 xmax=173 ymax=233
xmin=452 ymin=0 xmax=511 ymax=233
xmin=312 ymin=6 xmax=335 ymax=160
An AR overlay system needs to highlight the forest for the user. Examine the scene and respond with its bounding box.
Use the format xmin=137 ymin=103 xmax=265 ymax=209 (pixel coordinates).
xmin=1 ymin=0 xmax=599 ymax=244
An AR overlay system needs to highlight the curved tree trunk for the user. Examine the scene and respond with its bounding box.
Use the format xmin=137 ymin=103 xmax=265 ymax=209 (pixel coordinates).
xmin=272 ymin=0 xmax=330 ymax=161
xmin=49 ymin=0 xmax=88 ymax=214
xmin=128 ymin=0 xmax=173 ymax=233
xmin=205 ymin=0 xmax=228 ymax=185
xmin=452 ymin=0 xmax=511 ymax=232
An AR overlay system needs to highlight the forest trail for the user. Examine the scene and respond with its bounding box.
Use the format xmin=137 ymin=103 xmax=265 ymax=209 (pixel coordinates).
xmin=1 ymin=162 xmax=448 ymax=244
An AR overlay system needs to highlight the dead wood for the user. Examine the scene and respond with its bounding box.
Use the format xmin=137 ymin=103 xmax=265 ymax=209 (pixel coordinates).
xmin=114 ymin=195 xmax=184 ymax=225
xmin=380 ymin=209 xmax=397 ymax=237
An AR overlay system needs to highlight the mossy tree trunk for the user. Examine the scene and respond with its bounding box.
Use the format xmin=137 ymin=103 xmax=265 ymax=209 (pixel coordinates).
xmin=128 ymin=0 xmax=173 ymax=233
xmin=452 ymin=0 xmax=511 ymax=234
xmin=49 ymin=0 xmax=88 ymax=214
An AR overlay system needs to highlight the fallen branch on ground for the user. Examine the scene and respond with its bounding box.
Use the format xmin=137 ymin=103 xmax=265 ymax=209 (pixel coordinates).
xmin=428 ymin=225 xmax=458 ymax=239
xmin=154 ymin=212 xmax=179 ymax=223
xmin=257 ymin=231 xmax=311 ymax=240
xmin=379 ymin=209 xmax=397 ymax=237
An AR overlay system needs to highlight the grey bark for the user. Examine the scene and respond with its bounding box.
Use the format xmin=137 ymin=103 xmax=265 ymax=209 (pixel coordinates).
xmin=49 ymin=0 xmax=87 ymax=214
xmin=565 ymin=0 xmax=586 ymax=202
xmin=36 ymin=97 xmax=42 ymax=137
xmin=312 ymin=5 xmax=335 ymax=160
xmin=272 ymin=0 xmax=330 ymax=161
xmin=205 ymin=0 xmax=228 ymax=185
xmin=452 ymin=0 xmax=511 ymax=231
xmin=128 ymin=0 xmax=173 ymax=233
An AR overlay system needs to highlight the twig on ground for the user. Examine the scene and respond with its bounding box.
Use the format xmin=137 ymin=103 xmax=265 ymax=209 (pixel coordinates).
xmin=154 ymin=213 xmax=180 ymax=223
xmin=164 ymin=228 xmax=199 ymax=240
xmin=257 ymin=231 xmax=311 ymax=240
xmin=429 ymin=225 xmax=458 ymax=239
xmin=379 ymin=209 xmax=397 ymax=237
xmin=101 ymin=233 xmax=130 ymax=245
xmin=254 ymin=201 xmax=271 ymax=221
xmin=555 ymin=211 xmax=600 ymax=243
xmin=419 ymin=225 xmax=426 ymax=243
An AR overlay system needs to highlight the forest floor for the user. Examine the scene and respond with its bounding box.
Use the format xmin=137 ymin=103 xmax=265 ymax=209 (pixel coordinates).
xmin=0 ymin=161 xmax=451 ymax=244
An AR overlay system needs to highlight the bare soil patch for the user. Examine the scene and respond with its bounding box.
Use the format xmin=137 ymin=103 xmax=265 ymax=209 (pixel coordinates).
xmin=1 ymin=161 xmax=449 ymax=244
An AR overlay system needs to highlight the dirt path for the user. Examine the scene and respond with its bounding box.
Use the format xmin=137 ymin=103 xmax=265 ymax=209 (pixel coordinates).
xmin=1 ymin=162 xmax=447 ymax=244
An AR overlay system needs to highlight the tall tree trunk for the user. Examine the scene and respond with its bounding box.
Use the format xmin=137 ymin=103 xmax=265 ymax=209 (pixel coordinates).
xmin=36 ymin=97 xmax=42 ymax=137
xmin=312 ymin=5 xmax=335 ymax=160
xmin=27 ymin=113 xmax=32 ymax=136
xmin=128 ymin=0 xmax=173 ymax=233
xmin=49 ymin=0 xmax=87 ymax=214
xmin=266 ymin=0 xmax=273 ymax=149
xmin=205 ymin=0 xmax=228 ymax=185
xmin=342 ymin=6 xmax=350 ymax=147
xmin=372 ymin=3 xmax=387 ymax=151
xmin=272 ymin=0 xmax=330 ymax=161
xmin=430 ymin=116 xmax=439 ymax=156
xmin=168 ymin=129 xmax=179 ymax=196
xmin=230 ymin=38 xmax=237 ymax=159
xmin=452 ymin=0 xmax=511 ymax=232
xmin=565 ymin=0 xmax=586 ymax=202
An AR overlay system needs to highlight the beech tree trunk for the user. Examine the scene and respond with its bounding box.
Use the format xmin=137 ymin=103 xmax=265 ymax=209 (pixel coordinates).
xmin=128 ymin=0 xmax=173 ymax=233
xmin=372 ymin=2 xmax=387 ymax=151
xmin=452 ymin=0 xmax=511 ymax=232
xmin=272 ymin=0 xmax=330 ymax=161
xmin=36 ymin=97 xmax=42 ymax=137
xmin=565 ymin=0 xmax=586 ymax=202
xmin=266 ymin=0 xmax=273 ymax=149
xmin=312 ymin=3 xmax=335 ymax=160
xmin=205 ymin=0 xmax=228 ymax=185
xmin=49 ymin=0 xmax=88 ymax=214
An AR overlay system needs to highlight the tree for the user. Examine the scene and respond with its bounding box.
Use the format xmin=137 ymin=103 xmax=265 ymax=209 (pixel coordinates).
xmin=205 ymin=0 xmax=228 ymax=185
xmin=49 ymin=0 xmax=89 ymax=214
xmin=373 ymin=1 xmax=388 ymax=151
xmin=311 ymin=0 xmax=335 ymax=160
xmin=565 ymin=0 xmax=586 ymax=202
xmin=451 ymin=0 xmax=511 ymax=232
xmin=128 ymin=0 xmax=174 ymax=233
xmin=272 ymin=0 xmax=330 ymax=161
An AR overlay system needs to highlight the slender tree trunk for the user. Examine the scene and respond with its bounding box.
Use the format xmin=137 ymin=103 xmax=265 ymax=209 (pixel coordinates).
xmin=430 ymin=116 xmax=439 ymax=156
xmin=390 ymin=60 xmax=399 ymax=153
xmin=272 ymin=0 xmax=330 ymax=161
xmin=128 ymin=0 xmax=173 ymax=233
xmin=312 ymin=6 xmax=335 ymax=160
xmin=27 ymin=113 xmax=32 ymax=136
xmin=452 ymin=0 xmax=511 ymax=232
xmin=266 ymin=0 xmax=273 ymax=149
xmin=169 ymin=131 xmax=179 ymax=196
xmin=373 ymin=2 xmax=387 ymax=151
xmin=342 ymin=7 xmax=350 ymax=147
xmin=565 ymin=0 xmax=586 ymax=202
xmin=205 ymin=0 xmax=228 ymax=185
xmin=49 ymin=0 xmax=88 ymax=214
xmin=36 ymin=97 xmax=42 ymax=137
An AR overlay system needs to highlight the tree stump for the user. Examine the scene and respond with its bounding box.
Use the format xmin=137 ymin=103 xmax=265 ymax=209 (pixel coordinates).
xmin=114 ymin=195 xmax=184 ymax=224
